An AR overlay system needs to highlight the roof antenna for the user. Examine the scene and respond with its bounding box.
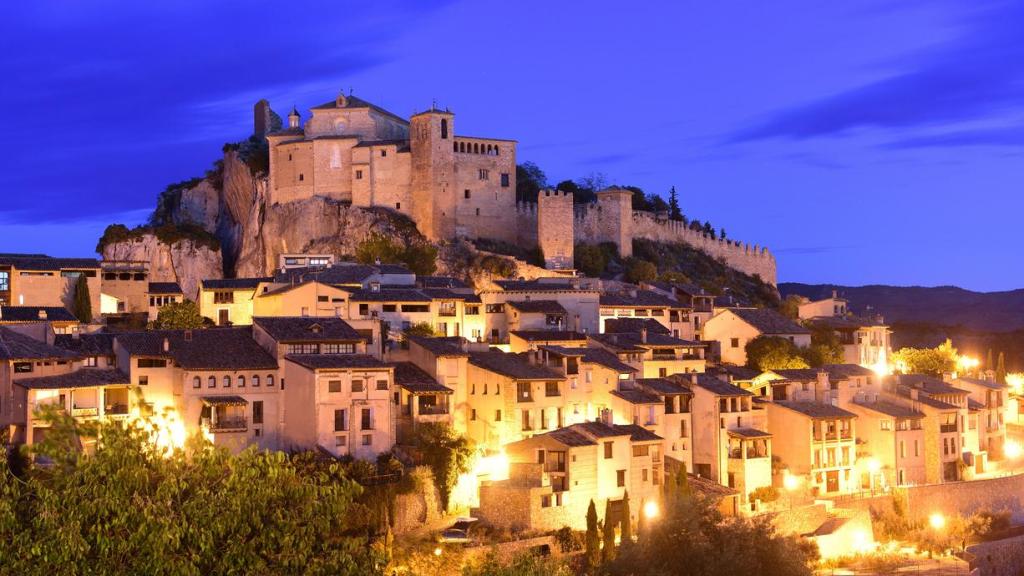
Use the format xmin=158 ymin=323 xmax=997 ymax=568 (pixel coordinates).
xmin=432 ymin=98 xmax=437 ymax=111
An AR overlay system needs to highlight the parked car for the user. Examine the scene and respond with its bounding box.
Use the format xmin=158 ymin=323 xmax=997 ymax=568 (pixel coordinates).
xmin=437 ymin=517 xmax=478 ymax=544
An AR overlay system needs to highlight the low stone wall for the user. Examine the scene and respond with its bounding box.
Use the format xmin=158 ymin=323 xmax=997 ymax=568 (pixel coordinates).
xmin=768 ymin=503 xmax=830 ymax=536
xmin=968 ymin=533 xmax=1024 ymax=576
xmin=897 ymin=473 xmax=1024 ymax=523
xmin=392 ymin=467 xmax=444 ymax=534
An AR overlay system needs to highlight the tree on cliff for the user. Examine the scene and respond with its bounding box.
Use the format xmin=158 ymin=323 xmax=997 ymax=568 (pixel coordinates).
xmin=575 ymin=244 xmax=608 ymax=278
xmin=72 ymin=274 xmax=92 ymax=324
xmin=516 ymin=162 xmax=547 ymax=203
xmin=625 ymin=259 xmax=657 ymax=284
xmin=151 ymin=300 xmax=207 ymax=329
xmin=354 ymin=234 xmax=437 ymax=276
xmin=668 ymin=186 xmax=682 ymax=221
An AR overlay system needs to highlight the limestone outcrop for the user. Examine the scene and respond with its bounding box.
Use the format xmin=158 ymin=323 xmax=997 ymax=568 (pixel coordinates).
xmin=100 ymin=235 xmax=223 ymax=300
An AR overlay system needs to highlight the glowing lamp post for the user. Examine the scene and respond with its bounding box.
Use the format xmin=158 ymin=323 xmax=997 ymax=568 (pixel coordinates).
xmin=783 ymin=471 xmax=801 ymax=509
xmin=929 ymin=512 xmax=945 ymax=531
xmin=643 ymin=500 xmax=660 ymax=520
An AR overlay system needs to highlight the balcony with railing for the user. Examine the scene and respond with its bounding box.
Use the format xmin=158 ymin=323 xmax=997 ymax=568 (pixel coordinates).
xmin=209 ymin=416 xmax=248 ymax=432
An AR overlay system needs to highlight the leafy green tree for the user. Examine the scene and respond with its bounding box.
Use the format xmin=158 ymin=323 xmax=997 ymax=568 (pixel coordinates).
xmin=516 ymin=162 xmax=547 ymax=203
xmin=602 ymin=498 xmax=617 ymax=563
xmin=404 ymin=322 xmax=437 ymax=338
xmin=556 ymin=179 xmax=597 ymax=204
xmin=355 ymin=233 xmax=437 ymax=276
xmin=745 ymin=336 xmax=810 ymax=371
xmin=72 ymin=273 xmax=92 ymax=323
xmin=462 ymin=550 xmax=572 ymax=576
xmin=778 ymin=294 xmax=804 ymax=319
xmin=892 ymin=339 xmax=958 ymax=375
xmin=607 ymin=494 xmax=816 ymax=576
xmin=412 ymin=423 xmax=474 ymax=512
xmin=575 ymin=244 xmax=607 ymax=278
xmin=801 ymin=327 xmax=844 ymax=367
xmin=0 ymin=410 xmax=382 ymax=575
xmin=625 ymin=259 xmax=657 ymax=284
xmin=151 ymin=299 xmax=206 ymax=329
xmin=585 ymin=499 xmax=601 ymax=571
xmin=402 ymin=242 xmax=439 ymax=276
xmin=996 ymin=352 xmax=1007 ymax=384
xmin=668 ymin=186 xmax=682 ymax=221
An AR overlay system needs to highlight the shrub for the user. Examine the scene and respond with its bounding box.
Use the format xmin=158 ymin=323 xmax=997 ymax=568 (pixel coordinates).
xmin=750 ymin=486 xmax=780 ymax=503
xmin=625 ymin=258 xmax=657 ymax=283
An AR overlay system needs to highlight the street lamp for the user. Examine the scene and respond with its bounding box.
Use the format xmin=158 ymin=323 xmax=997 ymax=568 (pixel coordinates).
xmin=929 ymin=513 xmax=945 ymax=530
xmin=433 ymin=547 xmax=443 ymax=557
xmin=643 ymin=500 xmax=660 ymax=520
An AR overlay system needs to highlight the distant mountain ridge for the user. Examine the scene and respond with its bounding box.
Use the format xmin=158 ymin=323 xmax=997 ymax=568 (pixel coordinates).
xmin=779 ymin=283 xmax=1024 ymax=332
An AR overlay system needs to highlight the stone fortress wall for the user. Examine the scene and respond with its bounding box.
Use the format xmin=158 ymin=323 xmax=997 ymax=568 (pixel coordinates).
xmin=516 ymin=187 xmax=778 ymax=285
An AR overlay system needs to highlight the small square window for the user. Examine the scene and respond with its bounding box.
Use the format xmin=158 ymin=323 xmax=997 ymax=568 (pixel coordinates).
xmin=362 ymin=434 xmax=372 ymax=446
xmin=380 ymin=150 xmax=387 ymax=157
xmin=464 ymin=189 xmax=471 ymax=199
xmin=376 ymin=380 xmax=388 ymax=391
xmin=328 ymin=380 xmax=341 ymax=393
xmin=396 ymin=202 xmax=401 ymax=209
xmin=138 ymin=375 xmax=148 ymax=386
xmin=298 ymin=173 xmax=304 ymax=181
xmin=500 ymin=173 xmax=510 ymax=187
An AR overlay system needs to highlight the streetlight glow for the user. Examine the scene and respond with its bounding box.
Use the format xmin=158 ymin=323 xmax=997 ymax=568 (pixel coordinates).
xmin=643 ymin=500 xmax=660 ymax=520
xmin=929 ymin=513 xmax=946 ymax=530
xmin=1005 ymin=440 xmax=1023 ymax=460
xmin=783 ymin=472 xmax=801 ymax=491
xmin=433 ymin=547 xmax=442 ymax=557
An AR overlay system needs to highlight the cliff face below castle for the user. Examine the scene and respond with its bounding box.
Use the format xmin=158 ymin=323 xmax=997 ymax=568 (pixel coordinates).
xmin=100 ymin=235 xmax=223 ymax=300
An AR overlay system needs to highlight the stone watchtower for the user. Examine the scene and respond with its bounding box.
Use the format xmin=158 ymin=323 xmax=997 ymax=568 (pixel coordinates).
xmin=537 ymin=189 xmax=574 ymax=270
xmin=596 ymin=188 xmax=633 ymax=257
xmin=410 ymin=108 xmax=456 ymax=241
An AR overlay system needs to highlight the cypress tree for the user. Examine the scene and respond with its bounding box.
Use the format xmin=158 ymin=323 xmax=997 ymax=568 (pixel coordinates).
xmin=73 ymin=273 xmax=92 ymax=324
xmin=677 ymin=466 xmax=691 ymax=498
xmin=585 ymin=499 xmax=600 ymax=571
xmin=987 ymin=349 xmax=994 ymax=372
xmin=668 ymin=186 xmax=682 ymax=221
xmin=996 ymin=352 xmax=1007 ymax=385
xmin=620 ymin=490 xmax=632 ymax=545
xmin=601 ymin=499 xmax=616 ymax=563
xmin=636 ymin=498 xmax=647 ymax=542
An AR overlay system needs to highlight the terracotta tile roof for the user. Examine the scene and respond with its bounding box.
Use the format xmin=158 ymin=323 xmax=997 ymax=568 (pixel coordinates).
xmin=682 ymin=373 xmax=753 ymax=397
xmin=510 ymin=330 xmax=587 ymax=342
xmin=954 ymin=376 xmax=1006 ymax=390
xmin=309 ymin=94 xmax=410 ymax=125
xmin=406 ymin=336 xmax=470 ymax=357
xmin=580 ymin=348 xmax=638 ymax=373
xmin=16 ymin=368 xmax=130 ymax=390
xmin=54 ymin=333 xmax=115 ymax=356
xmin=0 ymin=327 xmax=78 ymax=360
xmin=147 ymin=282 xmax=182 ymax=295
xmin=590 ymin=332 xmax=703 ymax=351
xmin=0 ymin=306 xmax=77 ymax=323
xmin=468 ymin=351 xmax=563 ymax=380
xmin=116 ymin=328 xmax=277 ymax=370
xmin=349 ymin=288 xmax=432 ymax=302
xmin=730 ymin=308 xmax=810 ymax=335
xmin=774 ymin=401 xmax=858 ymax=419
xmin=507 ymin=300 xmax=567 ymax=314
xmin=273 ymin=264 xmax=379 ymax=285
xmin=613 ymin=423 xmax=663 ymax=442
xmin=727 ymin=428 xmax=772 ymax=439
xmin=603 ymin=318 xmax=670 ymax=335
xmin=894 ymin=374 xmax=969 ymax=396
xmin=201 ymin=277 xmax=272 ymax=290
xmin=546 ymin=428 xmax=597 ymax=447
xmin=389 ymin=362 xmax=452 ymax=394
xmin=600 ymin=290 xmax=681 ymax=308
xmin=635 ymin=377 xmax=691 ymax=395
xmin=771 ymin=368 xmax=822 ymax=381
xmin=823 ymin=364 xmax=876 ymax=379
xmin=0 ymin=254 xmax=99 ymax=270
xmin=853 ymin=400 xmax=924 ymax=419
xmin=707 ymin=365 xmax=761 ymax=382
xmin=491 ymin=279 xmax=596 ymax=293
xmin=809 ymin=315 xmax=887 ymax=330
xmin=284 ymin=354 xmax=386 ymax=370
xmin=417 ymin=276 xmax=470 ymax=289
xmin=611 ymin=388 xmax=662 ymax=405
xmin=253 ymin=317 xmax=362 ymax=342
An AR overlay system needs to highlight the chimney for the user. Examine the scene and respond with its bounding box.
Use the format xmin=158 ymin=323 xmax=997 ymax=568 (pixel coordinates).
xmin=640 ymin=327 xmax=648 ymax=344
xmin=528 ymin=350 xmax=538 ymax=365
xmin=38 ymin=309 xmax=47 ymax=320
xmin=598 ymin=408 xmax=613 ymax=426
xmin=689 ymin=373 xmax=698 ymax=385
xmin=162 ymin=337 xmax=170 ymax=353
xmin=832 ymin=289 xmax=838 ymax=299
xmin=910 ymin=388 xmax=919 ymax=401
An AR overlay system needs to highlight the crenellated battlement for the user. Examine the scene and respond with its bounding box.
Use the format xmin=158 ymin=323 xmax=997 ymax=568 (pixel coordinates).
xmin=514 ymin=199 xmax=777 ymax=284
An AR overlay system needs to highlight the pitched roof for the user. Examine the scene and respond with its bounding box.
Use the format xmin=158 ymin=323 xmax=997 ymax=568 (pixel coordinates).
xmin=603 ymin=317 xmax=671 ymax=335
xmin=389 ymin=362 xmax=452 ymax=394
xmin=613 ymin=423 xmax=663 ymax=442
xmin=600 ymin=290 xmax=681 ymax=308
xmin=273 ymin=264 xmax=379 ymax=285
xmin=507 ymin=300 xmax=567 ymax=314
xmin=0 ymin=327 xmax=78 ymax=360
xmin=707 ymin=365 xmax=761 ymax=382
xmin=253 ymin=317 xmax=362 ymax=342
xmin=689 ymin=473 xmax=739 ymax=498
xmin=808 ymin=315 xmax=887 ymax=330
xmin=727 ymin=428 xmax=772 ymax=439
xmin=954 ymin=376 xmax=1006 ymax=390
xmin=771 ymin=368 xmax=822 ymax=381
xmin=420 ymin=288 xmax=481 ymax=302
xmin=116 ymin=328 xmax=277 ymax=370
xmin=823 ymin=364 xmax=876 ymax=379
xmin=309 ymin=94 xmax=410 ymax=125
xmin=852 ymin=400 xmax=925 ymax=419
xmin=406 ymin=336 xmax=470 ymax=357
xmin=0 ymin=254 xmax=99 ymax=271
xmin=349 ymin=288 xmax=432 ymax=302
xmin=417 ymin=276 xmax=470 ymax=289
xmin=510 ymin=330 xmax=587 ymax=342
xmin=491 ymin=279 xmax=596 ymax=293
xmin=147 ymin=282 xmax=182 ymax=295
xmin=611 ymin=388 xmax=662 ymax=405
xmin=580 ymin=348 xmax=639 ymax=373
xmin=894 ymin=374 xmax=969 ymax=396
xmin=54 ymin=333 xmax=116 ymax=356
xmin=729 ymin=308 xmax=810 ymax=335
xmin=683 ymin=373 xmax=753 ymax=397
xmin=589 ymin=332 xmax=702 ymax=352
xmin=16 ymin=368 xmax=130 ymax=390
xmin=571 ymin=421 xmax=630 ymax=439
xmin=468 ymin=351 xmax=563 ymax=380
xmin=201 ymin=277 xmax=273 ymax=290
xmin=284 ymin=354 xmax=386 ymax=370
xmin=0 ymin=306 xmax=78 ymax=323
xmin=547 ymin=428 xmax=597 ymax=447
xmin=635 ymin=377 xmax=691 ymax=395
xmin=774 ymin=401 xmax=858 ymax=419
xmin=200 ymin=395 xmax=248 ymax=407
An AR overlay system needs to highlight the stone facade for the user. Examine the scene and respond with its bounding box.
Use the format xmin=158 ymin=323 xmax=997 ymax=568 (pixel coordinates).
xmin=537 ymin=190 xmax=574 ymax=270
xmin=265 ymin=94 xmax=518 ymax=244
xmin=518 ymin=187 xmax=777 ymax=284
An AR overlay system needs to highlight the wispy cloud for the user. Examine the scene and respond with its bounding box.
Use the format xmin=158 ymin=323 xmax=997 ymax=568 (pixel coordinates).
xmin=728 ymin=1 xmax=1024 ymax=145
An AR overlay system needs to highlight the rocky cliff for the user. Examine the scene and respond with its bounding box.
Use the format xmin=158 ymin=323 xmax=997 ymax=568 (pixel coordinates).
xmin=100 ymin=235 xmax=223 ymax=300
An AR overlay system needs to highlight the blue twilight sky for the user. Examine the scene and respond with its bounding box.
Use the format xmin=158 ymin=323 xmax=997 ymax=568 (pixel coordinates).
xmin=1 ymin=0 xmax=1022 ymax=291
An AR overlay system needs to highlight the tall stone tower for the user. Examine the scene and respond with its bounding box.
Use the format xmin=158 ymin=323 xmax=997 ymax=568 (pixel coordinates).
xmin=537 ymin=189 xmax=574 ymax=270
xmin=597 ymin=188 xmax=633 ymax=257
xmin=410 ymin=108 xmax=456 ymax=241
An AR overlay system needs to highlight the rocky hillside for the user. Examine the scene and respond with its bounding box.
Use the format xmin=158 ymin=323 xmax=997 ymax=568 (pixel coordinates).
xmin=780 ymin=283 xmax=1024 ymax=332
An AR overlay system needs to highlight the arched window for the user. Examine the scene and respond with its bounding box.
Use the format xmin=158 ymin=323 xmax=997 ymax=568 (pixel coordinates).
xmin=223 ymin=375 xmax=231 ymax=388
xmin=459 ymin=142 xmax=466 ymax=153
xmin=253 ymin=375 xmax=261 ymax=387
xmin=494 ymin=146 xmax=499 ymax=156
xmin=453 ymin=142 xmax=458 ymax=152
xmin=238 ymin=375 xmax=246 ymax=388
xmin=267 ymin=374 xmax=275 ymax=387
xmin=473 ymin=143 xmax=479 ymax=154
xmin=192 ymin=376 xmax=201 ymax=389
xmin=208 ymin=376 xmax=216 ymax=388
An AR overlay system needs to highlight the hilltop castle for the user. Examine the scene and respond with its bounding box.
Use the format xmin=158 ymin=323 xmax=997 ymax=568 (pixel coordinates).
xmin=259 ymin=94 xmax=776 ymax=284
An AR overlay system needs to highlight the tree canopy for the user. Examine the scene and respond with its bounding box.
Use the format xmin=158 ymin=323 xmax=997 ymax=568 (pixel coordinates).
xmin=73 ymin=273 xmax=92 ymax=323
xmin=355 ymin=233 xmax=438 ymax=276
xmin=892 ymin=339 xmax=959 ymax=375
xmin=151 ymin=299 xmax=207 ymax=329
xmin=745 ymin=336 xmax=811 ymax=371
xmin=0 ymin=411 xmax=383 ymax=575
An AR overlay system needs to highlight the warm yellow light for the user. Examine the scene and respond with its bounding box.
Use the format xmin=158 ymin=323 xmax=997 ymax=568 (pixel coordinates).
xmin=1005 ymin=440 xmax=1023 ymax=460
xmin=1006 ymin=373 xmax=1024 ymax=395
xmin=139 ymin=409 xmax=187 ymax=456
xmin=929 ymin=513 xmax=946 ymax=530
xmin=869 ymin=355 xmax=891 ymax=377
xmin=865 ymin=457 xmax=882 ymax=474
xmin=643 ymin=500 xmax=660 ymax=520
xmin=957 ymin=356 xmax=979 ymax=371
xmin=433 ymin=547 xmax=442 ymax=557
xmin=851 ymin=529 xmax=874 ymax=553
xmin=783 ymin=472 xmax=802 ymax=491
